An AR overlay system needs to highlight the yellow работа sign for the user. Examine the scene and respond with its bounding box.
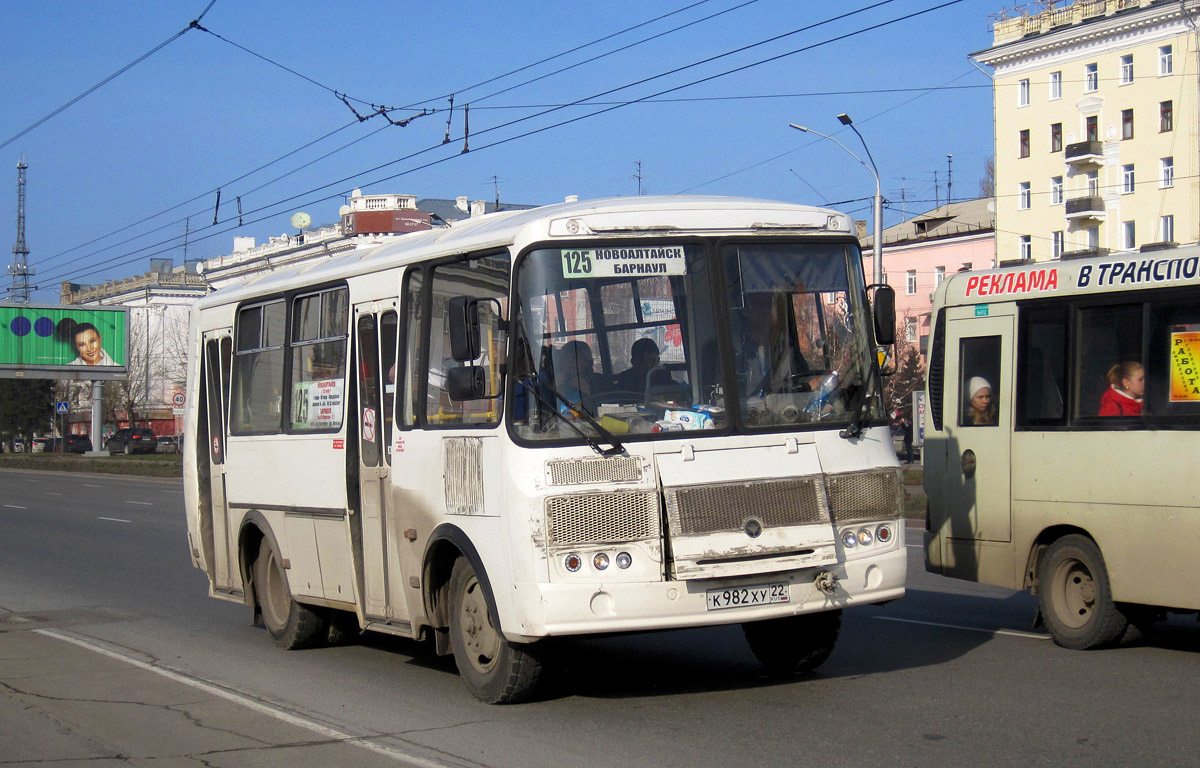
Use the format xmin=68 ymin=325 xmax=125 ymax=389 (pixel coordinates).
xmin=1169 ymin=330 xmax=1200 ymax=402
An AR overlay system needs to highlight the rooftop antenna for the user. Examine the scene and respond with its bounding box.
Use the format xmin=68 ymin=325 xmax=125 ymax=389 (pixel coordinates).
xmin=933 ymin=169 xmax=940 ymax=209
xmin=947 ymin=154 xmax=953 ymax=204
xmin=8 ymin=154 xmax=33 ymax=303
xmin=633 ymin=161 xmax=645 ymax=195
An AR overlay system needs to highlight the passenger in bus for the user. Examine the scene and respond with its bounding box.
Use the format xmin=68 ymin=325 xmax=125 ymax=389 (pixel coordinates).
xmin=965 ymin=377 xmax=997 ymax=425
xmin=555 ymin=340 xmax=597 ymax=416
xmin=614 ymin=338 xmax=674 ymax=396
xmin=1099 ymin=361 xmax=1144 ymax=416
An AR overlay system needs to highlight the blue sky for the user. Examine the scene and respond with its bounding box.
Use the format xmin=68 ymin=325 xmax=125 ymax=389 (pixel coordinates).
xmin=0 ymin=0 xmax=999 ymax=301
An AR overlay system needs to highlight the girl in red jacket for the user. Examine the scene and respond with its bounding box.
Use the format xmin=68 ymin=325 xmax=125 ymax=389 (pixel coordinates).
xmin=1099 ymin=361 xmax=1144 ymax=416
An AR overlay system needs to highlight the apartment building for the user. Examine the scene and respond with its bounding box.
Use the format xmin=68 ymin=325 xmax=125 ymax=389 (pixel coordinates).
xmin=974 ymin=0 xmax=1199 ymax=260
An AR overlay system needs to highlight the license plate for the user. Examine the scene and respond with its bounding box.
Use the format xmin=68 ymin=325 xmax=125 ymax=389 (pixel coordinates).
xmin=705 ymin=582 xmax=789 ymax=611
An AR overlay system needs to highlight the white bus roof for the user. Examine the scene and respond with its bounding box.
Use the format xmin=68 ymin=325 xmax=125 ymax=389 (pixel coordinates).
xmin=936 ymin=244 xmax=1200 ymax=308
xmin=193 ymin=195 xmax=853 ymax=310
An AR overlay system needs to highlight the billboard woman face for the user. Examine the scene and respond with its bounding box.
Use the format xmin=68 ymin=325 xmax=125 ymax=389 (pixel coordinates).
xmin=74 ymin=326 xmax=104 ymax=365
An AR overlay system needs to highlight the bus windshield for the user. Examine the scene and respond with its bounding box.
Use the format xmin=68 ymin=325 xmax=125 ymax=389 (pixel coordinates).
xmin=511 ymin=240 xmax=880 ymax=443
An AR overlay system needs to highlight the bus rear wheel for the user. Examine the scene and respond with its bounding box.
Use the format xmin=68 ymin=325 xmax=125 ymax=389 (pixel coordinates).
xmin=1038 ymin=535 xmax=1127 ymax=650
xmin=447 ymin=558 xmax=542 ymax=704
xmin=743 ymin=609 xmax=841 ymax=676
xmin=253 ymin=538 xmax=328 ymax=650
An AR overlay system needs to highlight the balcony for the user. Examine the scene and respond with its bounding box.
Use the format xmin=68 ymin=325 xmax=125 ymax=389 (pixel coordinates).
xmin=1065 ymin=195 xmax=1106 ymax=221
xmin=1064 ymin=140 xmax=1104 ymax=168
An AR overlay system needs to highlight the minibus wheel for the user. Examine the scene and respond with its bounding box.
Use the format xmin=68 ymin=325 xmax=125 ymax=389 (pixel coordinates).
xmin=743 ymin=609 xmax=841 ymax=675
xmin=447 ymin=558 xmax=542 ymax=704
xmin=1038 ymin=534 xmax=1127 ymax=650
xmin=253 ymin=538 xmax=329 ymax=650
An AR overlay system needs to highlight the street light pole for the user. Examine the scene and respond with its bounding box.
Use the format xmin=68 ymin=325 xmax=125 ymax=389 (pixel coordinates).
xmin=790 ymin=116 xmax=884 ymax=285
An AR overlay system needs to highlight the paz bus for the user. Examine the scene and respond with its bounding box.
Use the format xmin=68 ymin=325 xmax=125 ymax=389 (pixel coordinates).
xmin=183 ymin=196 xmax=905 ymax=703
xmin=923 ymin=246 xmax=1200 ymax=649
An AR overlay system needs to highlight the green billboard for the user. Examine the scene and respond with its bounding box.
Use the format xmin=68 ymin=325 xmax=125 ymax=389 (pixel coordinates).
xmin=0 ymin=304 xmax=129 ymax=380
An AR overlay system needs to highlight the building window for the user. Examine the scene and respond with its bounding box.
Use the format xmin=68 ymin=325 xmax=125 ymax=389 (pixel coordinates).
xmin=1122 ymin=164 xmax=1135 ymax=194
xmin=1085 ymin=62 xmax=1098 ymax=91
xmin=1162 ymin=214 xmax=1175 ymax=243
xmin=905 ymin=270 xmax=917 ymax=296
xmin=1052 ymin=230 xmax=1065 ymax=259
xmin=1087 ymin=226 xmax=1100 ymax=250
xmin=1020 ymin=235 xmax=1032 ymax=260
xmin=1086 ymin=115 xmax=1098 ymax=142
xmin=1087 ymin=170 xmax=1099 ymax=196
xmin=1123 ymin=221 xmax=1136 ymax=250
xmin=1051 ymin=176 xmax=1064 ymax=204
xmin=1019 ymin=181 xmax=1031 ymax=210
xmin=1161 ymin=100 xmax=1173 ymax=132
xmin=1120 ymin=54 xmax=1134 ymax=84
xmin=1019 ymin=129 xmax=1030 ymax=158
xmin=1049 ymin=70 xmax=1062 ymax=100
xmin=1050 ymin=122 xmax=1062 ymax=153
xmin=935 ymin=266 xmax=946 ymax=287
xmin=1160 ymin=45 xmax=1173 ymax=75
xmin=905 ymin=317 xmax=918 ymax=344
xmin=1121 ymin=109 xmax=1134 ymax=140
xmin=1018 ymin=78 xmax=1030 ymax=107
xmin=1161 ymin=157 xmax=1175 ymax=188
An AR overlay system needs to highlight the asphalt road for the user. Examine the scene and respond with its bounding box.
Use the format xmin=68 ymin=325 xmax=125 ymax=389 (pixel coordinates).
xmin=1 ymin=468 xmax=1198 ymax=767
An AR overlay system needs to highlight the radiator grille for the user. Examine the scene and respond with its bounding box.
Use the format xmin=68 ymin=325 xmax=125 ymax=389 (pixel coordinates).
xmin=826 ymin=469 xmax=902 ymax=524
xmin=546 ymin=456 xmax=642 ymax=486
xmin=664 ymin=478 xmax=827 ymax=536
xmin=546 ymin=491 xmax=660 ymax=546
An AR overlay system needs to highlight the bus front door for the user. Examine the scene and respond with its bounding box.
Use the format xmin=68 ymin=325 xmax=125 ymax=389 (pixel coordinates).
xmin=941 ymin=313 xmax=1014 ymax=560
xmin=354 ymin=306 xmax=407 ymax=622
xmin=202 ymin=333 xmax=236 ymax=591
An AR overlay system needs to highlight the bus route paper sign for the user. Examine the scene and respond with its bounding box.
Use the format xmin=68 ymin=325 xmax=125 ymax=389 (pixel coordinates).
xmin=1169 ymin=329 xmax=1200 ymax=402
xmin=560 ymin=246 xmax=687 ymax=278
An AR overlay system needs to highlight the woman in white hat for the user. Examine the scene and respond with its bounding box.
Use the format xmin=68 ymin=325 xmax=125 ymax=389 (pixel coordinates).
xmin=965 ymin=376 xmax=996 ymax=425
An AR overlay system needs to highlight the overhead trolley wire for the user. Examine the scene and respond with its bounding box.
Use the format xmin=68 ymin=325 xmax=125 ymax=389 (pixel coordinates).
xmin=0 ymin=1 xmax=218 ymax=152
xmin=37 ymin=0 xmax=969 ymax=290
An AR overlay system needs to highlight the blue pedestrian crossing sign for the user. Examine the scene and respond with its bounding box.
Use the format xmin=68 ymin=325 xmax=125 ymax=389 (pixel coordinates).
xmin=55 ymin=401 xmax=69 ymax=414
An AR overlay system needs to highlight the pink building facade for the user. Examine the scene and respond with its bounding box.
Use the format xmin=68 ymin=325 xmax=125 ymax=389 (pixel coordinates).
xmin=862 ymin=199 xmax=996 ymax=359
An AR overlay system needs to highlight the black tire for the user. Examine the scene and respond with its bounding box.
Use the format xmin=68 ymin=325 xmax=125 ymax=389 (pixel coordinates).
xmin=743 ymin=609 xmax=842 ymax=676
xmin=253 ymin=538 xmax=328 ymax=650
xmin=1038 ymin=534 xmax=1127 ymax=650
xmin=447 ymin=558 xmax=542 ymax=704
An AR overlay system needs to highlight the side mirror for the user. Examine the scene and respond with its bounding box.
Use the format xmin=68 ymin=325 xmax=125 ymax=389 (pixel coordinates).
xmin=448 ymin=296 xmax=481 ymax=362
xmin=446 ymin=366 xmax=487 ymax=401
xmin=871 ymin=283 xmax=896 ymax=346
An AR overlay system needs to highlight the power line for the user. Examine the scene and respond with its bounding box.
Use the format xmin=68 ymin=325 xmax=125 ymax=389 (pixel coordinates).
xmin=37 ymin=0 xmax=968 ymax=289
xmin=0 ymin=2 xmax=218 ymax=152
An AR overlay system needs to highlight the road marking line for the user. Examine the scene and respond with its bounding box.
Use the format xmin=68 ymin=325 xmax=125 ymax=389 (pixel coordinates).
xmin=874 ymin=615 xmax=1050 ymax=640
xmin=34 ymin=629 xmax=454 ymax=767
xmin=3 ymin=505 xmax=28 ymax=509
xmin=126 ymin=501 xmax=153 ymax=506
xmin=45 ymin=492 xmax=62 ymax=496
xmin=84 ymin=484 xmax=102 ymax=488
xmin=97 ymin=517 xmax=131 ymax=523
xmin=905 ymin=544 xmax=923 ymax=549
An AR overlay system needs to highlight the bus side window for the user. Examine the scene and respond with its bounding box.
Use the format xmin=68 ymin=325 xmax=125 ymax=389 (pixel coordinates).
xmin=1147 ymin=299 xmax=1200 ymax=419
xmin=1017 ymin=306 xmax=1067 ymax=426
xmin=958 ymin=336 xmax=1001 ymax=427
xmin=1075 ymin=304 xmax=1142 ymax=419
xmin=400 ymin=269 xmax=425 ymax=429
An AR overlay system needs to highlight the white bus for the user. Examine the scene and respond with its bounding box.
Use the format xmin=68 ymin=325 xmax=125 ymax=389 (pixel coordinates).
xmin=923 ymin=247 xmax=1200 ymax=649
xmin=183 ymin=196 xmax=906 ymax=702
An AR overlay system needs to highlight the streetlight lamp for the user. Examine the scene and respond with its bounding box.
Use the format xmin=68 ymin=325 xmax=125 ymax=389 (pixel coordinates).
xmin=789 ymin=115 xmax=884 ymax=285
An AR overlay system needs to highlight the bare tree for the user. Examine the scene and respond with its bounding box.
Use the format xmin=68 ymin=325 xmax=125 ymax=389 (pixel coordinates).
xmin=979 ymin=156 xmax=996 ymax=198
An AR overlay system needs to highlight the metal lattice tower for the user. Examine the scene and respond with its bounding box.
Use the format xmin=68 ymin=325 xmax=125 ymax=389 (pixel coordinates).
xmin=9 ymin=155 xmax=33 ymax=303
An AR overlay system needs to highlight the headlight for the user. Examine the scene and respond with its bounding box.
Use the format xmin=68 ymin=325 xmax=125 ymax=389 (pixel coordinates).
xmin=593 ymin=552 xmax=610 ymax=571
xmin=615 ymin=552 xmax=632 ymax=569
xmin=565 ymin=553 xmax=582 ymax=572
xmin=857 ymin=528 xmax=874 ymax=546
xmin=876 ymin=524 xmax=893 ymax=544
xmin=841 ymin=529 xmax=858 ymax=548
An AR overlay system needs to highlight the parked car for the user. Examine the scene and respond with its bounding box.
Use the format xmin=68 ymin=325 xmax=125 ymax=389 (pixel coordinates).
xmin=31 ymin=437 xmax=48 ymax=453
xmin=64 ymin=434 xmax=92 ymax=454
xmin=106 ymin=427 xmax=157 ymax=455
xmin=155 ymin=435 xmax=180 ymax=454
xmin=12 ymin=438 xmax=25 ymax=453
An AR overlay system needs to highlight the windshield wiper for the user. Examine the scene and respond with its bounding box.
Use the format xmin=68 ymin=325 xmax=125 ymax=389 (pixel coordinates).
xmin=519 ymin=375 xmax=625 ymax=457
xmin=839 ymin=368 xmax=878 ymax=440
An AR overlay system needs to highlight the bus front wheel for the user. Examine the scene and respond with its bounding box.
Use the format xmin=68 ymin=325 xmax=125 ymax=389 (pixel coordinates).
xmin=743 ymin=609 xmax=841 ymax=675
xmin=447 ymin=558 xmax=542 ymax=704
xmin=1038 ymin=535 xmax=1127 ymax=650
xmin=253 ymin=538 xmax=328 ymax=650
